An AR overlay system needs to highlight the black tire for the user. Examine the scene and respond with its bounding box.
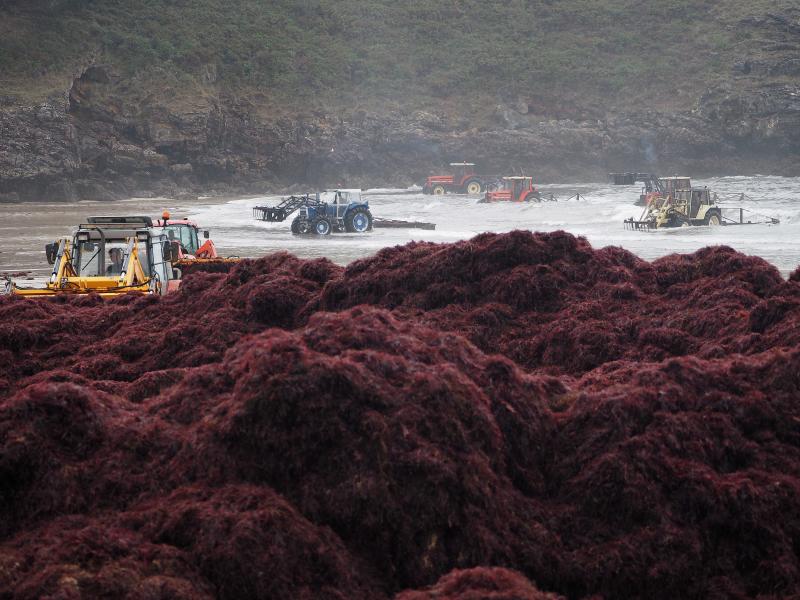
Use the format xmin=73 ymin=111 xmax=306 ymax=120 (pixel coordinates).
xmin=518 ymin=190 xmax=540 ymax=203
xmin=464 ymin=179 xmax=483 ymax=194
xmin=290 ymin=216 xmax=309 ymax=235
xmin=311 ymin=217 xmax=332 ymax=235
xmin=704 ymin=209 xmax=722 ymax=226
xmin=345 ymin=208 xmax=373 ymax=233
xmin=432 ymin=184 xmax=446 ymax=195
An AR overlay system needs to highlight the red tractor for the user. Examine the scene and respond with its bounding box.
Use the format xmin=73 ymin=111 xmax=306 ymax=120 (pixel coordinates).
xmin=155 ymin=211 xmax=219 ymax=259
xmin=423 ymin=162 xmax=490 ymax=195
xmin=481 ymin=176 xmax=540 ymax=203
xmin=154 ymin=210 xmax=240 ymax=278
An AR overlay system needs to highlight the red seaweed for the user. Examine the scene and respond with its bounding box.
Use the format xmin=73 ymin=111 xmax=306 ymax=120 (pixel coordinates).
xmin=1 ymin=231 xmax=799 ymax=598
xmin=395 ymin=567 xmax=564 ymax=599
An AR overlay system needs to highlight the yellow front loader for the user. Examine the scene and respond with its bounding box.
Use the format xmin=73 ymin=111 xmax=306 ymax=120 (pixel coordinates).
xmin=3 ymin=216 xmax=178 ymax=298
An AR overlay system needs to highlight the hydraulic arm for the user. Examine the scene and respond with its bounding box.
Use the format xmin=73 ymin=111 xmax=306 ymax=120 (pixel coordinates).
xmin=253 ymin=195 xmax=324 ymax=222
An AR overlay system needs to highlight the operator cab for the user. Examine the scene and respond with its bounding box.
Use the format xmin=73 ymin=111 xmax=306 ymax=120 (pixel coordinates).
xmin=450 ymin=162 xmax=476 ymax=179
xmin=73 ymin=238 xmax=136 ymax=277
xmin=318 ymin=189 xmax=365 ymax=219
xmin=151 ymin=211 xmax=215 ymax=261
xmin=65 ymin=216 xmax=174 ymax=291
xmin=154 ymin=211 xmax=209 ymax=256
xmin=318 ymin=189 xmax=363 ymax=205
xmin=503 ymin=176 xmax=533 ymax=196
xmin=163 ymin=223 xmax=200 ymax=255
xmin=673 ymin=187 xmax=713 ymax=215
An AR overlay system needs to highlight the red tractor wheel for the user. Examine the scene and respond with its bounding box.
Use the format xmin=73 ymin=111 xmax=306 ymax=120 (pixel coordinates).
xmin=464 ymin=179 xmax=483 ymax=195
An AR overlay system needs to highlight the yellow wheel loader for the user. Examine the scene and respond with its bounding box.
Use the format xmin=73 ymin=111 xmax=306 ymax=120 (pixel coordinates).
xmin=624 ymin=186 xmax=780 ymax=230
xmin=3 ymin=216 xmax=181 ymax=298
xmin=625 ymin=187 xmax=723 ymax=230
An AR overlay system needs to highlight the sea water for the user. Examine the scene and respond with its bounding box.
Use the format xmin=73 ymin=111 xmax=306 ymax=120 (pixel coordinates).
xmin=1 ymin=176 xmax=797 ymax=283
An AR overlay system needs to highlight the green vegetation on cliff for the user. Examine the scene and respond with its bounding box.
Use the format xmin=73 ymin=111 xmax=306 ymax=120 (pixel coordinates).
xmin=2 ymin=0 xmax=785 ymax=113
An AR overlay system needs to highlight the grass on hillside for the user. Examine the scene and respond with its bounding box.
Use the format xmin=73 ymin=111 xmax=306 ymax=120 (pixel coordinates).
xmin=0 ymin=0 xmax=776 ymax=114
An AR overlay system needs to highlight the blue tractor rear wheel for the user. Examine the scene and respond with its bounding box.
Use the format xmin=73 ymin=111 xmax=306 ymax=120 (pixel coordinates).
xmin=345 ymin=208 xmax=373 ymax=233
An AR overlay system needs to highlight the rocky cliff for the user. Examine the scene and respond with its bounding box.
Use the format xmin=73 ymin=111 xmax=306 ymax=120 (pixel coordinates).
xmin=0 ymin=4 xmax=798 ymax=201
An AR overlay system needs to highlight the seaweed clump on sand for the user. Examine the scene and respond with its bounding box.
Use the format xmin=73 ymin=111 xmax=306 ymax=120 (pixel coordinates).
xmin=1 ymin=231 xmax=799 ymax=599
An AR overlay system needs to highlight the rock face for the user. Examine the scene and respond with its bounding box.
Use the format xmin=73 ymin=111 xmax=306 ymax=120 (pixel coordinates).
xmin=697 ymin=11 xmax=800 ymax=160
xmin=1 ymin=10 xmax=799 ymax=201
xmin=0 ymin=92 xmax=792 ymax=202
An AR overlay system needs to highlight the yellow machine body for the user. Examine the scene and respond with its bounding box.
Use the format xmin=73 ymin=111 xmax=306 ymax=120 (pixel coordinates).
xmin=4 ymin=216 xmax=174 ymax=298
xmin=8 ymin=239 xmax=153 ymax=297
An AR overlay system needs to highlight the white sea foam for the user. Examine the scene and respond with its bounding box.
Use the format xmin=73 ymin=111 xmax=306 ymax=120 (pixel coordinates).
xmin=188 ymin=176 xmax=800 ymax=277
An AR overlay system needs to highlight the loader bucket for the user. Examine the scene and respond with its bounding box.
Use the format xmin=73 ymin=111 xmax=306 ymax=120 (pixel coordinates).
xmin=253 ymin=207 xmax=287 ymax=222
xmin=175 ymin=257 xmax=240 ymax=276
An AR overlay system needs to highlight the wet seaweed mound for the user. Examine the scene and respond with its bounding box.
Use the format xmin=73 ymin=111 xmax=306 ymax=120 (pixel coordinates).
xmin=319 ymin=230 xmax=795 ymax=374
xmin=1 ymin=231 xmax=799 ymax=599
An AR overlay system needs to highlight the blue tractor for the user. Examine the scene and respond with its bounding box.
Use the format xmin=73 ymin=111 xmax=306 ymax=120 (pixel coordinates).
xmin=253 ymin=189 xmax=373 ymax=235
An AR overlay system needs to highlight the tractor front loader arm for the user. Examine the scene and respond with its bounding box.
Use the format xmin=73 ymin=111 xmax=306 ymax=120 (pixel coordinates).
xmin=253 ymin=195 xmax=320 ymax=222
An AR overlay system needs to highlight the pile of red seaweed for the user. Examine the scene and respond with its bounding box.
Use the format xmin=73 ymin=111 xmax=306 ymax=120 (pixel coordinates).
xmin=1 ymin=230 xmax=799 ymax=599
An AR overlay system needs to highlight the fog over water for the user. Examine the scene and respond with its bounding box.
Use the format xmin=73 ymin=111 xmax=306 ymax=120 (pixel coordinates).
xmin=2 ymin=176 xmax=798 ymax=285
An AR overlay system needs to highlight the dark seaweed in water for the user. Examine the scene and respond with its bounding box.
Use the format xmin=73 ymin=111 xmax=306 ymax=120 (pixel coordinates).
xmin=1 ymin=231 xmax=799 ymax=598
